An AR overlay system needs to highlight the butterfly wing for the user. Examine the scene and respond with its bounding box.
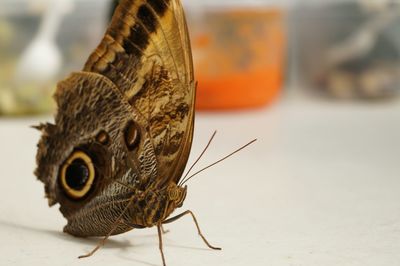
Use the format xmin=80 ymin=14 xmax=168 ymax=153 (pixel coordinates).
xmin=84 ymin=0 xmax=195 ymax=187
xmin=34 ymin=0 xmax=194 ymax=237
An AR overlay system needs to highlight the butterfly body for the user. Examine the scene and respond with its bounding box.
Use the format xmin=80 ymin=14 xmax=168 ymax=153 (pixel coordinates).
xmin=34 ymin=1 xmax=220 ymax=264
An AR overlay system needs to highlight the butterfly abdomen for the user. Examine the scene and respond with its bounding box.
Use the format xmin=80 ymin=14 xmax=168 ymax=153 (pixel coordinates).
xmin=129 ymin=190 xmax=170 ymax=227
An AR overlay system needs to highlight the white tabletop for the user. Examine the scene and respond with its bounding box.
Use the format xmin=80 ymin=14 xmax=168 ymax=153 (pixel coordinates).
xmin=1 ymin=95 xmax=399 ymax=266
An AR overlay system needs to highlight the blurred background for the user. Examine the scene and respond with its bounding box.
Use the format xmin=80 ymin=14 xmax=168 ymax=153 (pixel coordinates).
xmin=1 ymin=0 xmax=400 ymax=115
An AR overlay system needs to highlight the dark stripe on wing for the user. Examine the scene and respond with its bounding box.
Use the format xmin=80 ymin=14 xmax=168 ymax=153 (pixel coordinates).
xmin=84 ymin=0 xmax=172 ymax=78
xmin=137 ymin=4 xmax=157 ymax=33
xmin=116 ymin=0 xmax=171 ymax=55
xmin=129 ymin=23 xmax=149 ymax=51
xmin=111 ymin=10 xmax=150 ymax=55
xmin=148 ymin=0 xmax=169 ymax=15
xmin=107 ymin=28 xmax=145 ymax=59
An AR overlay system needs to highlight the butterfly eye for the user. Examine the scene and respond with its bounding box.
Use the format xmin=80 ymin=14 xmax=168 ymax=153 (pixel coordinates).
xmin=60 ymin=151 xmax=95 ymax=199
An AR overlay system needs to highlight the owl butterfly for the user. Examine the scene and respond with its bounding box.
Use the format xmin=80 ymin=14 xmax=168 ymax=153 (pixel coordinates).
xmin=34 ymin=0 xmax=221 ymax=265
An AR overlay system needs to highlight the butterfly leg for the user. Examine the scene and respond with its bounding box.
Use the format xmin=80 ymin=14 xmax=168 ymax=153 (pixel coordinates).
xmin=162 ymin=210 xmax=222 ymax=250
xmin=157 ymin=223 xmax=167 ymax=266
xmin=78 ymin=220 xmax=121 ymax=259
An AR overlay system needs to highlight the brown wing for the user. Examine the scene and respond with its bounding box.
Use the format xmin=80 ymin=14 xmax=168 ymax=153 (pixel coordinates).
xmin=83 ymin=0 xmax=195 ymax=187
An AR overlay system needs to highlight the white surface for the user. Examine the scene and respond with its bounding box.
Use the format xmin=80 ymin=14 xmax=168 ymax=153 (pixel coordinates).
xmin=0 ymin=96 xmax=400 ymax=266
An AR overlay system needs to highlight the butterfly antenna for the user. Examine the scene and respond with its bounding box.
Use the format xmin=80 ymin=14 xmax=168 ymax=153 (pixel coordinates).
xmin=179 ymin=130 xmax=217 ymax=186
xmin=180 ymin=139 xmax=257 ymax=186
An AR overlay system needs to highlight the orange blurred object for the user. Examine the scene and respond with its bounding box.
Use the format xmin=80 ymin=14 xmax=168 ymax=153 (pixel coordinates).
xmin=190 ymin=9 xmax=286 ymax=110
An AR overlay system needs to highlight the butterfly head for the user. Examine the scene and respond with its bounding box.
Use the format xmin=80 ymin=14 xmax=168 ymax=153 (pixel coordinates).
xmin=166 ymin=183 xmax=187 ymax=208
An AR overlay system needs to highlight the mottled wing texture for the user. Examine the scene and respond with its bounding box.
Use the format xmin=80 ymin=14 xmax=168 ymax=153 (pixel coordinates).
xmin=84 ymin=0 xmax=195 ymax=187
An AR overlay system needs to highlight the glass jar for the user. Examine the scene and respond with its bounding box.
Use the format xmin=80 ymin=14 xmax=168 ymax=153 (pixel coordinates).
xmin=292 ymin=1 xmax=400 ymax=100
xmin=183 ymin=0 xmax=287 ymax=110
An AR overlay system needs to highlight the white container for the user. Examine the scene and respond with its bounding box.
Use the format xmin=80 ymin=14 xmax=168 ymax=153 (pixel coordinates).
xmin=0 ymin=0 xmax=110 ymax=115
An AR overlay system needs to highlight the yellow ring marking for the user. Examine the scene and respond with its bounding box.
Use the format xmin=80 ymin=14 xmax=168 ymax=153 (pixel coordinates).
xmin=60 ymin=151 xmax=95 ymax=199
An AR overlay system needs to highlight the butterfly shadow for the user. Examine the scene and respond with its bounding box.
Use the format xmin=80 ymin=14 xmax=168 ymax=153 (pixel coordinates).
xmin=124 ymin=230 xmax=213 ymax=251
xmin=0 ymin=220 xmax=215 ymax=266
xmin=166 ymin=243 xmax=212 ymax=252
xmin=115 ymin=241 xmax=209 ymax=266
xmin=0 ymin=219 xmax=134 ymax=250
xmin=114 ymin=231 xmax=214 ymax=266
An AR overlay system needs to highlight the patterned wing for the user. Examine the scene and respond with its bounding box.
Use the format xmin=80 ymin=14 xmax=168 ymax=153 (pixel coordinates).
xmin=83 ymin=0 xmax=195 ymax=187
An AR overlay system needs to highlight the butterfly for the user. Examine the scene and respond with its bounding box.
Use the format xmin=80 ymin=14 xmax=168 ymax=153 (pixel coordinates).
xmin=34 ymin=0 xmax=221 ymax=265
